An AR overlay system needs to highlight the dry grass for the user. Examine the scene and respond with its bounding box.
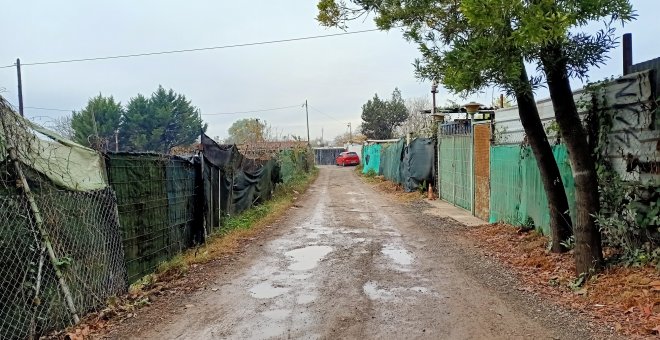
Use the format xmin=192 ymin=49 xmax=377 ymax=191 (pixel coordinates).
xmin=467 ymin=223 xmax=660 ymax=338
xmin=359 ymin=174 xmax=425 ymax=203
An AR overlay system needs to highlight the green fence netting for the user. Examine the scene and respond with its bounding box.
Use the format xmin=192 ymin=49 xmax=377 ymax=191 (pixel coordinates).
xmin=380 ymin=139 xmax=405 ymax=184
xmin=362 ymin=144 xmax=381 ymax=174
xmin=106 ymin=153 xmax=202 ymax=283
xmin=489 ymin=144 xmax=576 ymax=235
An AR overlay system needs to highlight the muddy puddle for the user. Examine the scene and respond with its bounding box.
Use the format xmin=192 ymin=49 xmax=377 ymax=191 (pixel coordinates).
xmin=249 ymin=282 xmax=290 ymax=299
xmin=285 ymin=245 xmax=333 ymax=271
xmin=381 ymin=243 xmax=413 ymax=266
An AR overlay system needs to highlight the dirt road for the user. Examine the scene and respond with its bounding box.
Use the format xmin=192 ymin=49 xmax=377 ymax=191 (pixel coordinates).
xmin=111 ymin=167 xmax=608 ymax=340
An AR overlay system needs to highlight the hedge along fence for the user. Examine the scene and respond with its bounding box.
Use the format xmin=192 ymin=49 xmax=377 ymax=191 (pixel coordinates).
xmin=380 ymin=139 xmax=405 ymax=185
xmin=105 ymin=153 xmax=203 ymax=283
xmin=489 ymin=144 xmax=577 ymax=235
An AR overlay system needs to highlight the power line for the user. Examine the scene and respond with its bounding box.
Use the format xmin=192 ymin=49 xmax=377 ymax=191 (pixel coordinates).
xmin=0 ymin=29 xmax=380 ymax=69
xmin=202 ymin=104 xmax=301 ymax=116
xmin=308 ymin=105 xmax=343 ymax=123
xmin=17 ymin=103 xmax=304 ymax=116
xmin=24 ymin=106 xmax=72 ymax=112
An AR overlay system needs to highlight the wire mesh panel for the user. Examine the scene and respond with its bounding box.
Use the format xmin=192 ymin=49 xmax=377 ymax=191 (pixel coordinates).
xmin=438 ymin=122 xmax=473 ymax=211
xmin=0 ymin=187 xmax=126 ymax=339
xmin=0 ymin=98 xmax=126 ymax=339
xmin=106 ymin=153 xmax=201 ymax=283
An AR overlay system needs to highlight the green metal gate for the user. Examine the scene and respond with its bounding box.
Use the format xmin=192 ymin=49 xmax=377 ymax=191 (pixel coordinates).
xmin=438 ymin=122 xmax=473 ymax=211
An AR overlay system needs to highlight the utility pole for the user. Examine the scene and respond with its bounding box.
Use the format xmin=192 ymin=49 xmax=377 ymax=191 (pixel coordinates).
xmin=16 ymin=58 xmax=24 ymax=117
xmin=304 ymin=100 xmax=310 ymax=144
xmin=321 ymin=128 xmax=324 ymax=145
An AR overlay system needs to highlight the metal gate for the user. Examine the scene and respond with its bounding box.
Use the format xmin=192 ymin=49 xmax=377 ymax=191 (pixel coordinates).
xmin=438 ymin=122 xmax=473 ymax=211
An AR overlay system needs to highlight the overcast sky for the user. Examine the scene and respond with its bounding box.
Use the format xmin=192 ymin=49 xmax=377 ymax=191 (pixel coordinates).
xmin=0 ymin=1 xmax=657 ymax=141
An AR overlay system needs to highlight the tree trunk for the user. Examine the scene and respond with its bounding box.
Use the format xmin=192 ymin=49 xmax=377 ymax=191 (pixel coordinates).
xmin=540 ymin=45 xmax=604 ymax=275
xmin=512 ymin=59 xmax=573 ymax=252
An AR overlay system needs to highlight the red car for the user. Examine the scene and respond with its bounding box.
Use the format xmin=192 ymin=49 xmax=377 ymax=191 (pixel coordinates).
xmin=336 ymin=151 xmax=360 ymax=166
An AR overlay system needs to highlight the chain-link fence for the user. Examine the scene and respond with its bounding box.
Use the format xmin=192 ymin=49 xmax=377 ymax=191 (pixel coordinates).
xmin=0 ymin=188 xmax=126 ymax=340
xmin=0 ymin=98 xmax=127 ymax=339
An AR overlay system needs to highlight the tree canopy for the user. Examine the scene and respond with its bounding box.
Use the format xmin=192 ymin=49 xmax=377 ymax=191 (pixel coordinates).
xmin=71 ymin=94 xmax=122 ymax=150
xmin=121 ymin=86 xmax=206 ymax=152
xmin=226 ymin=118 xmax=268 ymax=144
xmin=318 ymin=0 xmax=635 ymax=274
xmin=70 ymin=86 xmax=206 ymax=153
xmin=361 ymin=88 xmax=408 ymax=139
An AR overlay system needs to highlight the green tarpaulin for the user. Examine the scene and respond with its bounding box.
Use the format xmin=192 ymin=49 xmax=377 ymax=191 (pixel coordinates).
xmin=362 ymin=144 xmax=381 ymax=174
xmin=489 ymin=144 xmax=576 ymax=235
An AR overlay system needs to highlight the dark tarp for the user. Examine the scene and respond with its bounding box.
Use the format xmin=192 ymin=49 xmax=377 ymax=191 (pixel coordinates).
xmin=228 ymin=159 xmax=279 ymax=215
xmin=201 ymin=133 xmax=243 ymax=170
xmin=402 ymin=138 xmax=435 ymax=192
xmin=201 ymin=133 xmax=282 ymax=217
xmin=314 ymin=148 xmax=344 ymax=165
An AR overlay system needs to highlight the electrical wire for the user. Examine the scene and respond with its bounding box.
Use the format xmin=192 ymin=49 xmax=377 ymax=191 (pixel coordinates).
xmin=17 ymin=103 xmax=304 ymax=116
xmin=24 ymin=106 xmax=73 ymax=112
xmin=308 ymin=105 xmax=343 ymax=123
xmin=0 ymin=29 xmax=380 ymax=69
xmin=202 ymin=105 xmax=301 ymax=116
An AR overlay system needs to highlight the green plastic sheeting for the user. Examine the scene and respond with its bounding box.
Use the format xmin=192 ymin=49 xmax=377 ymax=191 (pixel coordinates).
xmin=380 ymin=139 xmax=405 ymax=184
xmin=279 ymin=148 xmax=312 ymax=183
xmin=0 ymin=109 xmax=107 ymax=191
xmin=489 ymin=144 xmax=576 ymax=235
xmin=439 ymin=135 xmax=472 ymax=211
xmin=106 ymin=153 xmax=202 ymax=283
xmin=362 ymin=144 xmax=381 ymax=174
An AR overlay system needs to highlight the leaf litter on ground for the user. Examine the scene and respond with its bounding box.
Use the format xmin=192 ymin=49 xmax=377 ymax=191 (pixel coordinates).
xmin=467 ymin=223 xmax=659 ymax=338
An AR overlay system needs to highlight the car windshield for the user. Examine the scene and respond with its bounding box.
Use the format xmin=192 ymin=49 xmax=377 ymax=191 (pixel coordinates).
xmin=347 ymin=152 xmax=358 ymax=156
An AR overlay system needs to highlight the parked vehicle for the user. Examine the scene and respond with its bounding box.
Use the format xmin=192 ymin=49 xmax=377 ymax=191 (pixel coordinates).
xmin=335 ymin=151 xmax=360 ymax=166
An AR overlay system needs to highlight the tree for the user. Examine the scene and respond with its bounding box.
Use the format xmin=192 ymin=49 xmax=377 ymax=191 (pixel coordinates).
xmin=319 ymin=0 xmax=573 ymax=254
xmin=460 ymin=0 xmax=634 ymax=274
xmin=333 ymin=128 xmax=367 ymax=146
xmin=50 ymin=115 xmax=75 ymax=140
xmin=227 ymin=118 xmax=267 ymax=144
xmin=318 ymin=0 xmax=634 ymax=274
xmin=396 ymin=97 xmax=434 ymax=137
xmin=121 ymin=86 xmax=207 ymax=152
xmin=71 ymin=94 xmax=122 ymax=150
xmin=361 ymin=88 xmax=408 ymax=139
